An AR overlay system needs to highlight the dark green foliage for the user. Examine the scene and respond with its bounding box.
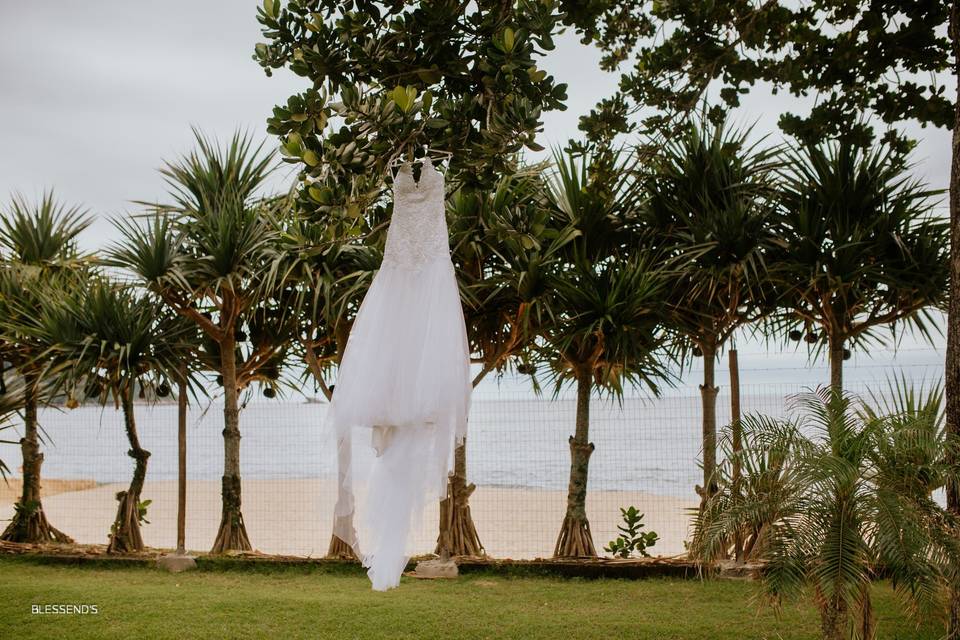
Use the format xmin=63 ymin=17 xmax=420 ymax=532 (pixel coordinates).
xmin=770 ymin=139 xmax=948 ymax=381
xmin=604 ymin=506 xmax=659 ymax=558
xmin=566 ymin=0 xmax=953 ymax=149
xmin=254 ymin=0 xmax=572 ymax=231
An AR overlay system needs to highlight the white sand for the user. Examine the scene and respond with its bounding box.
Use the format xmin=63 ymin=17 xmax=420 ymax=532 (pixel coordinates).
xmin=0 ymin=478 xmax=695 ymax=559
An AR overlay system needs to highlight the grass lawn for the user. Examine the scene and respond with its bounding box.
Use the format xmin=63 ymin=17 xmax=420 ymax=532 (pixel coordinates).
xmin=0 ymin=556 xmax=943 ymax=639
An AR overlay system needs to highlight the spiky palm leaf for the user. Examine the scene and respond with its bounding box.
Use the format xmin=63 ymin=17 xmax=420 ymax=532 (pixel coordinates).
xmin=0 ymin=190 xmax=91 ymax=267
xmin=641 ymin=115 xmax=783 ymax=357
xmin=771 ymin=140 xmax=948 ymax=383
xmin=538 ymin=251 xmax=675 ymax=396
xmin=692 ymin=386 xmax=960 ymax=635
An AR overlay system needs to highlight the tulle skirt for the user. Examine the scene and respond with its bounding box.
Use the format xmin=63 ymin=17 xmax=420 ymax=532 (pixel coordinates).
xmin=325 ymin=256 xmax=471 ymax=590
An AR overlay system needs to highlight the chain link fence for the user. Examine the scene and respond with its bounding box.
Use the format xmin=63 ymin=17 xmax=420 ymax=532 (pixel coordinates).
xmin=0 ymin=348 xmax=945 ymax=559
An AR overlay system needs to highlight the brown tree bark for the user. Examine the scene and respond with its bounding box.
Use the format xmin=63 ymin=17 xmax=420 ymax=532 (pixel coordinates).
xmin=729 ymin=348 xmax=743 ymax=563
xmin=1 ymin=372 xmax=72 ymax=543
xmin=210 ymin=333 xmax=252 ymax=553
xmin=697 ymin=338 xmax=719 ymax=504
xmin=818 ymin=594 xmax=849 ymax=640
xmin=554 ymin=366 xmax=597 ymax=558
xmin=176 ymin=373 xmax=187 ymax=555
xmin=107 ymin=383 xmax=150 ymax=554
xmin=828 ymin=332 xmax=844 ymax=393
xmin=947 ymin=5 xmax=960 ymax=640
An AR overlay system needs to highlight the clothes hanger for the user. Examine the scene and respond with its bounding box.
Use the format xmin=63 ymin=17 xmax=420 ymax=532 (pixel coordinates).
xmin=386 ymin=144 xmax=452 ymax=174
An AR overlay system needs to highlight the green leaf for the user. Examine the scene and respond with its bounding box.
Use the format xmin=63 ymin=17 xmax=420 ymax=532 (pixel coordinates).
xmin=302 ymin=149 xmax=319 ymax=166
xmin=391 ymin=85 xmax=410 ymax=112
xmin=503 ymin=27 xmax=515 ymax=52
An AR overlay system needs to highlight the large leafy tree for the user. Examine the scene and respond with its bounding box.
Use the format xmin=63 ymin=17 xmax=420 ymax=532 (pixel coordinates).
xmin=567 ymin=1 xmax=952 ymax=148
xmin=255 ymin=0 xmax=580 ymax=558
xmin=691 ymin=386 xmax=960 ymax=640
xmin=254 ymin=0 xmax=571 ymax=222
xmin=109 ymin=130 xmax=289 ymax=553
xmin=775 ymin=141 xmax=949 ymax=391
xmin=641 ymin=116 xmax=782 ymax=502
xmin=0 ymin=192 xmax=90 ymax=544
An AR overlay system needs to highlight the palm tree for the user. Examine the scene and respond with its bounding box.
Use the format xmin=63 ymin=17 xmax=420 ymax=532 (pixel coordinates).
xmin=269 ymin=214 xmax=380 ymax=560
xmin=0 ymin=191 xmax=90 ymax=543
xmin=776 ymin=141 xmax=949 ymax=392
xmin=540 ymin=252 xmax=673 ymax=558
xmin=437 ymin=168 xmax=575 ymax=556
xmin=27 ymin=278 xmax=194 ymax=553
xmin=641 ymin=116 xmax=783 ymax=502
xmin=691 ymin=386 xmax=960 ymax=640
xmin=108 ymin=129 xmax=287 ymax=553
xmin=539 ymin=145 xmax=673 ymax=557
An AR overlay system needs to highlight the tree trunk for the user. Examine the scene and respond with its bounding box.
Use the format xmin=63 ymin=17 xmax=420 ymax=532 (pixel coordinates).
xmin=107 ymin=383 xmax=150 ymax=554
xmin=1 ymin=373 xmax=72 ymax=543
xmin=554 ymin=367 xmax=597 ymax=558
xmin=697 ymin=338 xmax=719 ymax=504
xmin=828 ymin=333 xmax=844 ymax=393
xmin=856 ymin=583 xmax=876 ymax=640
xmin=210 ymin=334 xmax=252 ymax=553
xmin=946 ymin=4 xmax=960 ymax=639
xmin=436 ymin=439 xmax=484 ymax=557
xmin=176 ymin=373 xmax=187 ymax=555
xmin=729 ymin=348 xmax=743 ymax=563
xmin=819 ymin=596 xmax=848 ymax=640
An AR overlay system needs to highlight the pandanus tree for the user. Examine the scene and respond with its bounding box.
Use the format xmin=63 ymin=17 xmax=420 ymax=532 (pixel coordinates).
xmin=641 ymin=117 xmax=782 ymax=502
xmin=268 ymin=212 xmax=382 ymax=560
xmin=108 ymin=130 xmax=288 ymax=553
xmin=0 ymin=191 xmax=90 ymax=543
xmin=540 ymin=147 xmax=673 ymax=557
xmin=776 ymin=141 xmax=949 ymax=392
xmin=26 ymin=279 xmax=194 ymax=553
xmin=691 ymin=386 xmax=960 ymax=640
xmin=436 ymin=169 xmax=576 ymax=556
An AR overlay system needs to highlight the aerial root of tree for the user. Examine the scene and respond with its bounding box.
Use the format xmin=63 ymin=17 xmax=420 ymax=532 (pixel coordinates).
xmin=210 ymin=474 xmax=251 ymax=554
xmin=107 ymin=489 xmax=145 ymax=554
xmin=108 ymin=446 xmax=150 ymax=554
xmin=326 ymin=534 xmax=358 ymax=561
xmin=555 ymin=438 xmax=597 ymax=558
xmin=0 ymin=503 xmax=73 ymax=544
xmin=1 ymin=441 xmax=72 ymax=544
xmin=553 ymin=514 xmax=596 ymax=558
xmin=435 ymin=474 xmax=484 ymax=557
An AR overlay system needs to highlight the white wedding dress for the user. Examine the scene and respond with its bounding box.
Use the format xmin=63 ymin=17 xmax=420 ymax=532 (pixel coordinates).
xmin=325 ymin=156 xmax=471 ymax=591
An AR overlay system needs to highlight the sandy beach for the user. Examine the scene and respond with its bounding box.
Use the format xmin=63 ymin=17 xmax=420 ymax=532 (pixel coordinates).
xmin=0 ymin=478 xmax=695 ymax=559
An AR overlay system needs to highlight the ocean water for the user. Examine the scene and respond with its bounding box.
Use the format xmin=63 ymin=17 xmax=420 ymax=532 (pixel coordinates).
xmin=0 ymin=388 xmax=821 ymax=499
xmin=0 ymin=350 xmax=945 ymax=501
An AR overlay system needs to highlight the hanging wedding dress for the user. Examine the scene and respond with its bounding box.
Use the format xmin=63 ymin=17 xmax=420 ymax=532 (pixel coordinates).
xmin=325 ymin=156 xmax=471 ymax=591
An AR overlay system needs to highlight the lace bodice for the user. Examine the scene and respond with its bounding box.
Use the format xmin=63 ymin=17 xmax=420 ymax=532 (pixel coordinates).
xmin=381 ymin=158 xmax=452 ymax=270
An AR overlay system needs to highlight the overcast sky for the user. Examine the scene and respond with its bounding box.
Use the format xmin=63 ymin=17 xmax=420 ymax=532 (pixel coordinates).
xmin=0 ymin=1 xmax=949 ymax=391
